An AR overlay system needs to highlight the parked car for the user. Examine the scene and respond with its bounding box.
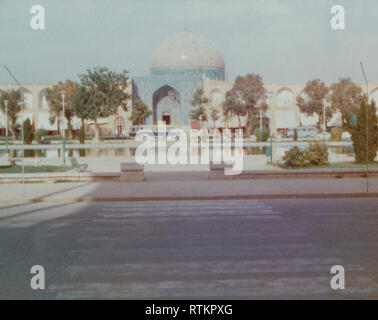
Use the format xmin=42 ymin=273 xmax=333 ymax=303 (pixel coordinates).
xmin=104 ymin=134 xmax=128 ymax=140
xmin=167 ymin=129 xmax=182 ymax=140
xmin=130 ymin=126 xmax=154 ymax=138
xmin=286 ymin=126 xmax=317 ymax=138
xmin=316 ymin=132 xmax=331 ymax=140
xmin=342 ymin=131 xmax=352 ymax=140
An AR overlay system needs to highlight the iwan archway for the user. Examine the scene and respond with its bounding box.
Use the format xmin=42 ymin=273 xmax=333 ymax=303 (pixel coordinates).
xmin=152 ymin=85 xmax=181 ymax=125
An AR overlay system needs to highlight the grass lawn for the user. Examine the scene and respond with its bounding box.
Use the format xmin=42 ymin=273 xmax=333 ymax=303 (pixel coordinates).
xmin=0 ymin=165 xmax=71 ymax=174
xmin=286 ymin=162 xmax=378 ymax=170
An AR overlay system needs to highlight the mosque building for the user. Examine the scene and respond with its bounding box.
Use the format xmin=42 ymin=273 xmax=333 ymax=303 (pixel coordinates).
xmin=1 ymin=32 xmax=378 ymax=137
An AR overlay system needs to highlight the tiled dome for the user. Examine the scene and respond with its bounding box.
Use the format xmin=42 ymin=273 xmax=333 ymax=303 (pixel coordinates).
xmin=151 ymin=32 xmax=225 ymax=70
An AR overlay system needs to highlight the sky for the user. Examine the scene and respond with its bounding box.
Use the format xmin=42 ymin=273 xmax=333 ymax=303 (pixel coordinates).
xmin=0 ymin=0 xmax=377 ymax=84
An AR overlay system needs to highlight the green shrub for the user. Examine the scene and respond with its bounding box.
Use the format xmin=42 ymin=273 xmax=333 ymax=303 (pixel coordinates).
xmin=303 ymin=143 xmax=329 ymax=166
xmin=352 ymin=99 xmax=378 ymax=163
xmin=282 ymin=143 xmax=328 ymax=168
xmin=282 ymin=146 xmax=307 ymax=168
xmin=293 ymin=129 xmax=298 ymax=141
xmin=254 ymin=126 xmax=270 ymax=142
xmin=78 ymin=125 xmax=85 ymax=144
xmin=35 ymin=129 xmax=47 ymax=144
xmin=23 ymin=119 xmax=34 ymax=144
xmin=330 ymin=127 xmax=342 ymax=141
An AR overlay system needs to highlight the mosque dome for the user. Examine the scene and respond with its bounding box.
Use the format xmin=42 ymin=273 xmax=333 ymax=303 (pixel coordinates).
xmin=151 ymin=32 xmax=225 ymax=70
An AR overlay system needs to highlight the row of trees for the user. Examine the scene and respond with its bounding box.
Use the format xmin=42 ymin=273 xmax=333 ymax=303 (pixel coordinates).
xmin=190 ymin=74 xmax=267 ymax=134
xmin=0 ymin=67 xmax=150 ymax=141
xmin=189 ymin=74 xmax=368 ymax=134
xmin=189 ymin=74 xmax=377 ymax=164
xmin=298 ymin=78 xmax=363 ymax=130
xmin=282 ymin=98 xmax=377 ymax=166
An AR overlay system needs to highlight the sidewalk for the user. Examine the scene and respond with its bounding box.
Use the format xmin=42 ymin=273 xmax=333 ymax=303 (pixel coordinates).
xmin=0 ymin=178 xmax=377 ymax=203
xmin=0 ymin=166 xmax=377 ymax=183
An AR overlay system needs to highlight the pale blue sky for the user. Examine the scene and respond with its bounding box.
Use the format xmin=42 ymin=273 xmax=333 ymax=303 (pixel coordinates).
xmin=0 ymin=0 xmax=377 ymax=84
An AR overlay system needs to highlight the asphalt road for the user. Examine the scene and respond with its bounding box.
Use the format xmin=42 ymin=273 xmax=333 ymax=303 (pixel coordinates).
xmin=0 ymin=198 xmax=377 ymax=299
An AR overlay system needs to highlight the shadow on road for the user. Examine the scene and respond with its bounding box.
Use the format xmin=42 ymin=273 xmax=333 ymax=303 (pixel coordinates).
xmin=0 ymin=181 xmax=377 ymax=300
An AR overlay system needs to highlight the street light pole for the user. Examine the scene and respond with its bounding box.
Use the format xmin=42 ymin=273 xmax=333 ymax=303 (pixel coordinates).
xmin=20 ymin=87 xmax=25 ymax=196
xmin=61 ymin=91 xmax=66 ymax=165
xmin=323 ymin=103 xmax=326 ymax=143
xmin=322 ymin=98 xmax=328 ymax=145
xmin=259 ymin=106 xmax=262 ymax=151
xmin=3 ymin=65 xmax=26 ymax=197
xmin=4 ymin=100 xmax=8 ymax=157
xmin=267 ymin=109 xmax=273 ymax=163
xmin=360 ymin=62 xmax=369 ymax=193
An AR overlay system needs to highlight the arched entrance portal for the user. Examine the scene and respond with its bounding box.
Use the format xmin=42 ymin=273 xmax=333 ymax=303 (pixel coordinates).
xmin=152 ymin=85 xmax=181 ymax=125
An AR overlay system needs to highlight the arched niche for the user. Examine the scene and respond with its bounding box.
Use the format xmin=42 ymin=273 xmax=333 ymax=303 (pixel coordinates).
xmin=370 ymin=88 xmax=378 ymax=115
xmin=39 ymin=89 xmax=50 ymax=111
xmin=21 ymin=88 xmax=33 ymax=110
xmin=275 ymin=88 xmax=295 ymax=108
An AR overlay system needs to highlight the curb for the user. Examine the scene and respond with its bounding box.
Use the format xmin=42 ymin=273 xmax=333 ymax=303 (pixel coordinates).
xmin=1 ymin=193 xmax=375 ymax=204
xmin=0 ymin=168 xmax=377 ymax=182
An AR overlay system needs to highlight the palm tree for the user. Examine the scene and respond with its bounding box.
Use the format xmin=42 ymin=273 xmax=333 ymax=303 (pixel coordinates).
xmin=45 ymin=80 xmax=79 ymax=138
xmin=0 ymin=89 xmax=22 ymax=140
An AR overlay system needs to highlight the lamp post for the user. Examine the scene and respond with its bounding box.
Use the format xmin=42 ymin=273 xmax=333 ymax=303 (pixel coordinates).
xmin=20 ymin=88 xmax=25 ymax=196
xmin=259 ymin=106 xmax=263 ymax=151
xmin=360 ymin=62 xmax=369 ymax=193
xmin=268 ymin=109 xmax=273 ymax=163
xmin=61 ymin=91 xmax=66 ymax=165
xmin=4 ymin=100 xmax=8 ymax=157
xmin=322 ymin=102 xmax=326 ymax=144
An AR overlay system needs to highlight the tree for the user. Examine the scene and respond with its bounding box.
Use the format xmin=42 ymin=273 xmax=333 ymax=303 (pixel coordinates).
xmin=228 ymin=74 xmax=267 ymax=134
xmin=236 ymin=74 xmax=267 ymax=132
xmin=210 ymin=108 xmax=220 ymax=128
xmin=329 ymin=78 xmax=363 ymax=129
xmin=297 ymin=79 xmax=331 ymax=129
xmin=78 ymin=125 xmax=85 ymax=144
xmin=222 ymin=107 xmax=231 ymax=129
xmin=223 ymin=88 xmax=246 ymax=128
xmin=0 ymin=89 xmax=22 ymax=140
xmin=73 ymin=67 xmax=131 ymax=140
xmin=254 ymin=126 xmax=270 ymax=142
xmin=130 ymin=99 xmax=151 ymax=125
xmin=45 ymin=80 xmax=80 ymax=139
xmin=190 ymin=88 xmax=209 ymax=124
xmin=351 ymin=97 xmax=378 ymax=163
xmin=72 ymin=85 xmax=93 ymax=131
xmin=23 ymin=118 xmax=34 ymax=144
